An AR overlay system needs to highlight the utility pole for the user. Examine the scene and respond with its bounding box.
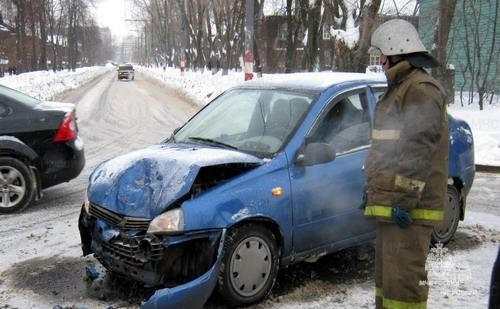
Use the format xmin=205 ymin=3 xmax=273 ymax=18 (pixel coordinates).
xmin=244 ymin=0 xmax=255 ymax=81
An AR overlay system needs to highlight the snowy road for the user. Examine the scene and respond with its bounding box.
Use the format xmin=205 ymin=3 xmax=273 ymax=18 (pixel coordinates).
xmin=0 ymin=73 xmax=498 ymax=309
xmin=0 ymin=72 xmax=198 ymax=308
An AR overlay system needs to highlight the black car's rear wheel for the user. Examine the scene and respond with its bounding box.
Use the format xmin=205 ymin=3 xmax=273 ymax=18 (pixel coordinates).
xmin=432 ymin=186 xmax=460 ymax=244
xmin=218 ymin=224 xmax=280 ymax=307
xmin=0 ymin=157 xmax=35 ymax=213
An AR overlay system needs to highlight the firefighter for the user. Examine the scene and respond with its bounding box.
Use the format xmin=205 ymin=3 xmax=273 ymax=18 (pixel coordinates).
xmin=363 ymin=19 xmax=449 ymax=309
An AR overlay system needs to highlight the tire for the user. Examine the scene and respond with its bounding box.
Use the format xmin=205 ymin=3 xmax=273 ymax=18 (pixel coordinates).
xmin=432 ymin=186 xmax=460 ymax=244
xmin=0 ymin=157 xmax=35 ymax=213
xmin=218 ymin=224 xmax=280 ymax=307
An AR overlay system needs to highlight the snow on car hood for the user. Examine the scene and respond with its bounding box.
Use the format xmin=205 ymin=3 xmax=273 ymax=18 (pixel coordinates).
xmin=87 ymin=143 xmax=263 ymax=218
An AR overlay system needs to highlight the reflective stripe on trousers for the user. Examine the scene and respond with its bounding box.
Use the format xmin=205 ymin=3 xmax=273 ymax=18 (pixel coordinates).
xmin=376 ymin=288 xmax=427 ymax=309
xmin=364 ymin=205 xmax=444 ymax=221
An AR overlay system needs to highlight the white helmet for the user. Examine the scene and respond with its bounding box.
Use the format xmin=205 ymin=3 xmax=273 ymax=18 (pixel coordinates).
xmin=368 ymin=19 xmax=427 ymax=56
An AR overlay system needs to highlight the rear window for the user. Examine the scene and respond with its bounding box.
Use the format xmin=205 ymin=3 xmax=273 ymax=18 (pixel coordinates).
xmin=119 ymin=65 xmax=133 ymax=71
xmin=0 ymin=85 xmax=40 ymax=108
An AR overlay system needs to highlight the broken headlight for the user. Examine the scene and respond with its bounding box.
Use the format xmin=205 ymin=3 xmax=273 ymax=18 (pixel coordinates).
xmin=82 ymin=195 xmax=90 ymax=214
xmin=147 ymin=208 xmax=184 ymax=235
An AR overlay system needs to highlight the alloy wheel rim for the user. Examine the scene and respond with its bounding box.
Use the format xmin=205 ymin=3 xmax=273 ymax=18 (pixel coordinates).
xmin=229 ymin=236 xmax=272 ymax=297
xmin=0 ymin=166 xmax=26 ymax=208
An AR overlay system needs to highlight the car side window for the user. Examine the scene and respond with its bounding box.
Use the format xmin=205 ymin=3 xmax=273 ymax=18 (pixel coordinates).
xmin=309 ymin=90 xmax=371 ymax=155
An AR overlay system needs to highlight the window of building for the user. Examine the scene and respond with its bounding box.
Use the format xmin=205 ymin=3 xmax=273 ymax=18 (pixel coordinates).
xmin=369 ymin=54 xmax=380 ymax=66
xmin=322 ymin=24 xmax=331 ymax=40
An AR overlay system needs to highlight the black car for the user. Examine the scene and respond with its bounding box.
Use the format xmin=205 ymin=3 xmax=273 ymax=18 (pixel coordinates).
xmin=0 ymin=85 xmax=85 ymax=213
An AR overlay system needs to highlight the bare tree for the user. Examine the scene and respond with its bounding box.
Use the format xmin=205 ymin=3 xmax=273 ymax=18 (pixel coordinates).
xmin=300 ymin=0 xmax=322 ymax=71
xmin=46 ymin=0 xmax=64 ymax=71
xmin=324 ymin=0 xmax=382 ymax=72
xmin=38 ymin=0 xmax=48 ymax=70
xmin=284 ymin=0 xmax=301 ymax=73
xmin=253 ymin=0 xmax=265 ymax=75
xmin=12 ymin=0 xmax=28 ymax=73
xmin=459 ymin=0 xmax=498 ymax=109
xmin=27 ymin=0 xmax=37 ymax=70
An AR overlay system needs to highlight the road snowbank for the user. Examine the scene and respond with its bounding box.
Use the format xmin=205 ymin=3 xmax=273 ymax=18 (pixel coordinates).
xmin=137 ymin=66 xmax=243 ymax=104
xmin=0 ymin=65 xmax=112 ymax=101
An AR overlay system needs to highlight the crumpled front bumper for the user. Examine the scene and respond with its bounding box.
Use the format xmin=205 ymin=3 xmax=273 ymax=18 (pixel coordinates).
xmin=79 ymin=208 xmax=226 ymax=309
xmin=141 ymin=229 xmax=226 ymax=309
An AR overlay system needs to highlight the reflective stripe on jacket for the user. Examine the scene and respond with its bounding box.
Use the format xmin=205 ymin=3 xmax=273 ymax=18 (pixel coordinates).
xmin=364 ymin=60 xmax=449 ymax=226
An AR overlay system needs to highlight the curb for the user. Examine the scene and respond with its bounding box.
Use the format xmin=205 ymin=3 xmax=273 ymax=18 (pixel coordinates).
xmin=475 ymin=165 xmax=500 ymax=174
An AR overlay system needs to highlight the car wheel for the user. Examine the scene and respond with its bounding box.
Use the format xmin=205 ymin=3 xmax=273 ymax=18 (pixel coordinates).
xmin=432 ymin=186 xmax=460 ymax=244
xmin=0 ymin=157 xmax=35 ymax=213
xmin=218 ymin=224 xmax=280 ymax=307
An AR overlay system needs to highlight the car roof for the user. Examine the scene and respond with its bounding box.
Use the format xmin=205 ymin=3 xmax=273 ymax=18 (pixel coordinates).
xmin=241 ymin=72 xmax=387 ymax=92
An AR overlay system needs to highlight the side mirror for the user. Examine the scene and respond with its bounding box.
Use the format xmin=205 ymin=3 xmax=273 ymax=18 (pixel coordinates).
xmin=295 ymin=142 xmax=336 ymax=166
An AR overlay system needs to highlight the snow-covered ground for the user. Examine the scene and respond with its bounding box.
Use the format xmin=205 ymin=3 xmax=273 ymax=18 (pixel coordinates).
xmin=448 ymin=95 xmax=500 ymax=166
xmin=139 ymin=66 xmax=500 ymax=167
xmin=0 ymin=65 xmax=112 ymax=101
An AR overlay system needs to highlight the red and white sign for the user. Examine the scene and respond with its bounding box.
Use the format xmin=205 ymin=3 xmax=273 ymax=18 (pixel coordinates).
xmin=244 ymin=51 xmax=254 ymax=81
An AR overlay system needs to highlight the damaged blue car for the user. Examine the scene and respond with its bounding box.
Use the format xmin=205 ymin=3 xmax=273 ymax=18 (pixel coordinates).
xmin=78 ymin=73 xmax=475 ymax=308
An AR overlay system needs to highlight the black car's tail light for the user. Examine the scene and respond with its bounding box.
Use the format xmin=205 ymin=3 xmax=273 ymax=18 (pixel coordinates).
xmin=54 ymin=111 xmax=77 ymax=142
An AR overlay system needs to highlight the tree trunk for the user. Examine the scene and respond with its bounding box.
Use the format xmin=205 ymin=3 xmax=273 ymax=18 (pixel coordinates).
xmin=304 ymin=0 xmax=321 ymax=72
xmin=284 ymin=0 xmax=297 ymax=73
xmin=28 ymin=1 xmax=37 ymax=71
xmin=39 ymin=0 xmax=48 ymax=70
xmin=13 ymin=0 xmax=27 ymax=73
xmin=432 ymin=0 xmax=457 ymax=100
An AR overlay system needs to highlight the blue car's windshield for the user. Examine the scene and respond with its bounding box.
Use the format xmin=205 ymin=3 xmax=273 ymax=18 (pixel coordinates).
xmin=175 ymin=88 xmax=316 ymax=156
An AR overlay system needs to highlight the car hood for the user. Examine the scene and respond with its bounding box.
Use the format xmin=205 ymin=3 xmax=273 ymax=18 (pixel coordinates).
xmin=88 ymin=143 xmax=263 ymax=218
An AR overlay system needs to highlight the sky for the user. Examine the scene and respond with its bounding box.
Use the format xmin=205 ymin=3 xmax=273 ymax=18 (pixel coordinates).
xmin=95 ymin=0 xmax=418 ymax=39
xmin=94 ymin=0 xmax=131 ymax=39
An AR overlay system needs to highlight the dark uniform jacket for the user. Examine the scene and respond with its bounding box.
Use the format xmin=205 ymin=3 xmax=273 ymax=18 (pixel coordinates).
xmin=364 ymin=60 xmax=449 ymax=226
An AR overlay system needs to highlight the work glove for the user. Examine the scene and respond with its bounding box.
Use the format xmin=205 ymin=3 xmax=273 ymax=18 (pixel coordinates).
xmin=391 ymin=207 xmax=413 ymax=228
xmin=360 ymin=192 xmax=367 ymax=209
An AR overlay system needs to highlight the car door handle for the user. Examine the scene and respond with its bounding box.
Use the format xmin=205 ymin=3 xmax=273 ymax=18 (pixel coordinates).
xmin=362 ymin=165 xmax=365 ymax=171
